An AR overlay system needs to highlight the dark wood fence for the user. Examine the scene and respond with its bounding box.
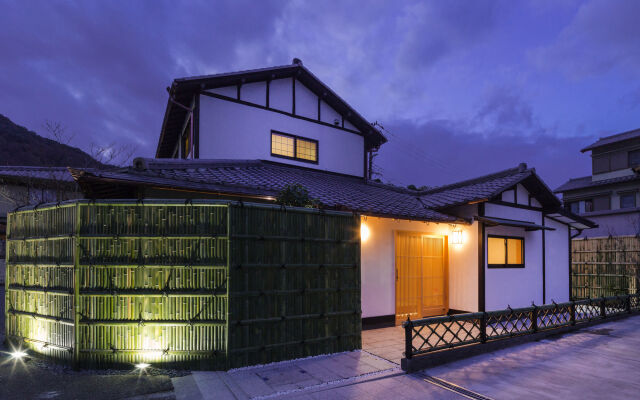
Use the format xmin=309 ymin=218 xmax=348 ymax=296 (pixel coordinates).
xmin=402 ymin=294 xmax=640 ymax=372
xmin=572 ymin=236 xmax=639 ymax=299
xmin=5 ymin=200 xmax=361 ymax=370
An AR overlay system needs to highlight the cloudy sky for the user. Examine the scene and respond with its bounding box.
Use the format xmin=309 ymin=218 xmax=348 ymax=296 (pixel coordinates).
xmin=1 ymin=0 xmax=639 ymax=188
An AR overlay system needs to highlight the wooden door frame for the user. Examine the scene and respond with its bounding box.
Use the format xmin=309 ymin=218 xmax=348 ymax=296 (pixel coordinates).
xmin=394 ymin=230 xmax=449 ymax=322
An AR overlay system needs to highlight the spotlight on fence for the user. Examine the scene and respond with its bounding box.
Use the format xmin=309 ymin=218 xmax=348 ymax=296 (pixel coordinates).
xmin=135 ymin=363 xmax=151 ymax=370
xmin=11 ymin=350 xmax=28 ymax=360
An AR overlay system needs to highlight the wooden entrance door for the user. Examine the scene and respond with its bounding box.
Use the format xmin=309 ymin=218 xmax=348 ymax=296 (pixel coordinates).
xmin=395 ymin=232 xmax=447 ymax=323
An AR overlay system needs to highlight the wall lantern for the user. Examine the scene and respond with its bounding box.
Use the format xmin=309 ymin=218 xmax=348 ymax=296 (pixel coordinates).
xmin=361 ymin=222 xmax=370 ymax=242
xmin=450 ymin=229 xmax=463 ymax=245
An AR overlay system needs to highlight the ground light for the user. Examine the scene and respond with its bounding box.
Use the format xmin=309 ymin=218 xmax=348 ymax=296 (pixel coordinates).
xmin=10 ymin=350 xmax=28 ymax=359
xmin=135 ymin=363 xmax=151 ymax=370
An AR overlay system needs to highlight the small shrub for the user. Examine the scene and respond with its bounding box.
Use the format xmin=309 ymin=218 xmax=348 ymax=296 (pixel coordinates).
xmin=276 ymin=184 xmax=321 ymax=208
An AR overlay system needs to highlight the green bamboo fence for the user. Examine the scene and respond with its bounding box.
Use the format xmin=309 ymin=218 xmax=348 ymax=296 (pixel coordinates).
xmin=572 ymin=236 xmax=639 ymax=299
xmin=5 ymin=200 xmax=361 ymax=369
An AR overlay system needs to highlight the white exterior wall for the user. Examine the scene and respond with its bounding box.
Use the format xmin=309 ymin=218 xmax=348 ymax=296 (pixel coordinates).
xmin=516 ymin=184 xmax=529 ymax=205
xmin=199 ymin=95 xmax=365 ymax=176
xmin=210 ymin=85 xmax=237 ymax=99
xmin=269 ymin=78 xmax=292 ymax=112
xmin=484 ymin=202 xmax=570 ymax=310
xmin=545 ymin=217 xmax=570 ymax=303
xmin=484 ymin=208 xmax=544 ymax=310
xmin=360 ymin=216 xmax=478 ymax=318
xmin=294 ymin=80 xmax=317 ymax=120
xmin=240 ymin=81 xmax=265 ymax=105
xmin=320 ymin=100 xmax=341 ymax=125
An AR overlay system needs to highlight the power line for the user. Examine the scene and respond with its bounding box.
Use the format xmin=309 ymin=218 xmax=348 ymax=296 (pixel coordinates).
xmin=373 ymin=122 xmax=466 ymax=179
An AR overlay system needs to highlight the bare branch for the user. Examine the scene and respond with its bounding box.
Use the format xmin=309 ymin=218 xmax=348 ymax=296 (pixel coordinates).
xmin=43 ymin=120 xmax=75 ymax=145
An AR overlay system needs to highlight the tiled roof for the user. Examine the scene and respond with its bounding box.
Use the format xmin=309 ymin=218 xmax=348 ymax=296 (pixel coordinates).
xmin=72 ymin=159 xmax=459 ymax=222
xmin=555 ymin=173 xmax=640 ymax=193
xmin=418 ymin=164 xmax=534 ymax=208
xmin=0 ymin=166 xmax=76 ymax=182
xmin=581 ymin=128 xmax=640 ymax=152
xmin=71 ymin=159 xmax=565 ymax=224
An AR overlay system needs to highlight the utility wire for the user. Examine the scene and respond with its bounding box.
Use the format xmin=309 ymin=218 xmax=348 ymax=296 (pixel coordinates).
xmin=373 ymin=122 xmax=466 ymax=179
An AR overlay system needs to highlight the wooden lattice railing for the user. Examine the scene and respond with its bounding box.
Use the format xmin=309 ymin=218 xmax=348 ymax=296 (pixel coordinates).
xmin=403 ymin=294 xmax=640 ymax=359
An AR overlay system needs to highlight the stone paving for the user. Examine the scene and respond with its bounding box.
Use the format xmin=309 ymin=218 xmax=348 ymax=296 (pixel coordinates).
xmin=361 ymin=325 xmax=405 ymax=364
xmin=174 ymin=315 xmax=640 ymax=399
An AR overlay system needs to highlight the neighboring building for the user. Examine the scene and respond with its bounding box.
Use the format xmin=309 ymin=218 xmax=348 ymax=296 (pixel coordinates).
xmin=0 ymin=166 xmax=82 ymax=283
xmin=556 ymin=128 xmax=640 ymax=238
xmin=69 ymin=59 xmax=594 ymax=326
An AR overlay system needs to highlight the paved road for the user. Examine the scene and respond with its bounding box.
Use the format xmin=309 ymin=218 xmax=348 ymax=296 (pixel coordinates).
xmin=175 ymin=315 xmax=640 ymax=399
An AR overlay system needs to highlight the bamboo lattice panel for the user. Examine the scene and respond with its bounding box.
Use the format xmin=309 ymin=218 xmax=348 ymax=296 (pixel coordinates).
xmin=572 ymin=236 xmax=640 ymax=299
xmin=5 ymin=200 xmax=360 ymax=370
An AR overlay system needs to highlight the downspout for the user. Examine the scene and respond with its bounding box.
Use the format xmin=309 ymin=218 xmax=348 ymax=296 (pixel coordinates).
xmin=571 ymin=228 xmax=584 ymax=239
xmin=542 ymin=212 xmax=546 ymax=304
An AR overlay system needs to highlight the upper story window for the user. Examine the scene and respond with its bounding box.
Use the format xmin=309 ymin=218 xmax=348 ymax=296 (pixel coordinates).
xmin=488 ymin=236 xmax=524 ymax=268
xmin=593 ymin=155 xmax=610 ymax=174
xmin=567 ymin=201 xmax=580 ymax=214
xmin=584 ymin=195 xmax=610 ymax=213
xmin=629 ymin=150 xmax=640 ymax=168
xmin=271 ymin=131 xmax=318 ymax=163
xmin=620 ymin=192 xmax=636 ymax=209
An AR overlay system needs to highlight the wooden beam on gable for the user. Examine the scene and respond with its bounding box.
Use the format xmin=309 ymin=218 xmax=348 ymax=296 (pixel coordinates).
xmin=266 ymin=80 xmax=270 ymax=108
xmin=292 ymin=77 xmax=296 ymax=115
xmin=193 ymin=94 xmax=200 ymax=159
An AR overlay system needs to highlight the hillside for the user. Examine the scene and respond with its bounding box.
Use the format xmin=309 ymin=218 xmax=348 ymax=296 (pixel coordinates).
xmin=0 ymin=114 xmax=102 ymax=167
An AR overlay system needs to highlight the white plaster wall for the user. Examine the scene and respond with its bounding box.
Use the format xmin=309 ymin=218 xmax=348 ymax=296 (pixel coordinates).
xmin=501 ymin=190 xmax=515 ymax=202
xmin=240 ymin=82 xmax=266 ymax=106
xmin=484 ymin=203 xmax=544 ymax=310
xmin=294 ymin=80 xmax=317 ymax=120
xmin=545 ymin=217 xmax=569 ymax=303
xmin=360 ymin=216 xmax=478 ymax=318
xmin=516 ymin=184 xmax=529 ymax=205
xmin=320 ymin=100 xmax=341 ymax=125
xmin=269 ymin=78 xmax=292 ymax=112
xmin=199 ymin=95 xmax=365 ymax=176
xmin=209 ymin=85 xmax=236 ymax=98
xmin=344 ymin=120 xmax=357 ymax=131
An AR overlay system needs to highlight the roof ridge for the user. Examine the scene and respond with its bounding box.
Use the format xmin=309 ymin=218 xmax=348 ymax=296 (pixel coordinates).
xmin=581 ymin=127 xmax=640 ymax=152
xmin=0 ymin=165 xmax=71 ymax=171
xmin=419 ymin=163 xmax=530 ymax=195
xmin=173 ymin=63 xmax=296 ymax=84
xmin=596 ymin=127 xmax=640 ymax=141
xmin=133 ymin=158 xmax=265 ymax=170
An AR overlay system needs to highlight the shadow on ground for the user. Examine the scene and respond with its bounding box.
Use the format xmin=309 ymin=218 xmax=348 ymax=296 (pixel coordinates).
xmin=0 ymin=284 xmax=175 ymax=399
xmin=0 ymin=348 xmax=175 ymax=400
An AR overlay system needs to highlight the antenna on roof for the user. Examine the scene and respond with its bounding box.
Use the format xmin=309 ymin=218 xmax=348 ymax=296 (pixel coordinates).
xmin=292 ymin=58 xmax=303 ymax=65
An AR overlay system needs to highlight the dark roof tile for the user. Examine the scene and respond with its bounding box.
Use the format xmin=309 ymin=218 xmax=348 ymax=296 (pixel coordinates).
xmin=555 ymin=173 xmax=640 ymax=193
xmin=581 ymin=128 xmax=640 ymax=152
xmin=72 ymin=159 xmax=562 ymax=224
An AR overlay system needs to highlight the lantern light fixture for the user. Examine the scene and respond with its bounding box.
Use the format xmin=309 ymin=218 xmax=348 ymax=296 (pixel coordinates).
xmin=451 ymin=229 xmax=463 ymax=245
xmin=361 ymin=223 xmax=370 ymax=242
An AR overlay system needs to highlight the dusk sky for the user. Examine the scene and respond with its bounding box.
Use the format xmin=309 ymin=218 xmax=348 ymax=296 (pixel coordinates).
xmin=1 ymin=0 xmax=639 ymax=189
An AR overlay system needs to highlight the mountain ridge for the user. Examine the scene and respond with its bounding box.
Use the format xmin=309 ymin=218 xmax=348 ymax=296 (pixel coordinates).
xmin=0 ymin=114 xmax=102 ymax=168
